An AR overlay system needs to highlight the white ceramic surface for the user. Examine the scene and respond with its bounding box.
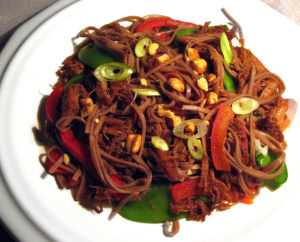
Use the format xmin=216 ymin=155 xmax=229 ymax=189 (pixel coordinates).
xmin=1 ymin=0 xmax=300 ymax=241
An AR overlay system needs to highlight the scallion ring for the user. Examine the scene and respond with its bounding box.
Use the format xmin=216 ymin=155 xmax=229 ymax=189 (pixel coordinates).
xmin=232 ymin=97 xmax=259 ymax=114
xmin=132 ymin=88 xmax=161 ymax=96
xmin=173 ymin=119 xmax=208 ymax=139
xmin=135 ymin=38 xmax=152 ymax=57
xmin=151 ymin=136 xmax=169 ymax=150
xmin=187 ymin=137 xmax=204 ymax=160
xmin=94 ymin=62 xmax=133 ymax=82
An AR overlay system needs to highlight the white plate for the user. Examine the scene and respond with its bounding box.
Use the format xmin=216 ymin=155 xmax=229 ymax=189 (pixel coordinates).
xmin=1 ymin=0 xmax=300 ymax=241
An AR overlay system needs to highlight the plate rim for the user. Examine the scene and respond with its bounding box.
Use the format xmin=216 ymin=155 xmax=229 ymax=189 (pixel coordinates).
xmin=0 ymin=1 xmax=77 ymax=241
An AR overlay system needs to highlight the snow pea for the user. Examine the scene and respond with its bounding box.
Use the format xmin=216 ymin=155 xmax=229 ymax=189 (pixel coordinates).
xmin=175 ymin=27 xmax=200 ymax=38
xmin=78 ymin=43 xmax=121 ymax=69
xmin=256 ymin=150 xmax=288 ymax=185
xmin=175 ymin=25 xmax=229 ymax=38
xmin=113 ymin=180 xmax=188 ymax=223
xmin=64 ymin=72 xmax=85 ymax=89
xmin=224 ymin=69 xmax=237 ymax=93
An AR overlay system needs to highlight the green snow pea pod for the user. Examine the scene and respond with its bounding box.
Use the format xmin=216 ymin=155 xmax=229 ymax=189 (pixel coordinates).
xmin=78 ymin=43 xmax=121 ymax=69
xmin=175 ymin=27 xmax=200 ymax=38
xmin=64 ymin=72 xmax=85 ymax=89
xmin=256 ymin=150 xmax=288 ymax=185
xmin=224 ymin=69 xmax=237 ymax=93
xmin=112 ymin=180 xmax=188 ymax=223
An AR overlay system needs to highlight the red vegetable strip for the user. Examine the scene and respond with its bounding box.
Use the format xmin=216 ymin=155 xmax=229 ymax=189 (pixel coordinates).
xmin=59 ymin=129 xmax=127 ymax=199
xmin=242 ymin=127 xmax=249 ymax=149
xmin=136 ymin=18 xmax=198 ymax=33
xmin=49 ymin=149 xmax=73 ymax=175
xmin=211 ymin=104 xmax=235 ymax=171
xmin=171 ymin=178 xmax=210 ymax=203
xmin=59 ymin=129 xmax=100 ymax=180
xmin=46 ymin=86 xmax=64 ymax=122
xmin=240 ymin=186 xmax=256 ymax=205
xmin=67 ymin=176 xmax=82 ymax=186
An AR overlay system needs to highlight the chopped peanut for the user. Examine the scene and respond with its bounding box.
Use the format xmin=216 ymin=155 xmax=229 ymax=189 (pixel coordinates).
xmin=187 ymin=48 xmax=200 ymax=61
xmin=185 ymin=122 xmax=196 ymax=133
xmin=157 ymin=53 xmax=170 ymax=64
xmin=149 ymin=43 xmax=159 ymax=55
xmin=63 ymin=154 xmax=70 ymax=165
xmin=207 ymin=92 xmax=218 ymax=105
xmin=168 ymin=78 xmax=185 ymax=93
xmin=80 ymin=98 xmax=93 ymax=106
xmin=200 ymin=98 xmax=207 ymax=107
xmin=168 ymin=115 xmax=182 ymax=127
xmin=187 ymin=169 xmax=193 ymax=175
xmin=157 ymin=104 xmax=175 ymax=117
xmin=80 ymin=98 xmax=94 ymax=118
xmin=192 ymin=58 xmax=207 ymax=74
xmin=197 ymin=77 xmax=208 ymax=92
xmin=140 ymin=78 xmax=148 ymax=86
xmin=206 ymin=73 xmax=216 ymax=82
xmin=204 ymin=120 xmax=210 ymax=126
xmin=126 ymin=134 xmax=142 ymax=154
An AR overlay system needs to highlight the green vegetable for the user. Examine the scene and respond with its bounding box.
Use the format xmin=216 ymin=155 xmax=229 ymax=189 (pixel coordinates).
xmin=113 ymin=180 xmax=188 ymax=223
xmin=187 ymin=137 xmax=203 ymax=160
xmin=220 ymin=32 xmax=237 ymax=93
xmin=224 ymin=69 xmax=237 ymax=93
xmin=175 ymin=27 xmax=200 ymax=38
xmin=256 ymin=150 xmax=288 ymax=185
xmin=132 ymin=88 xmax=161 ymax=96
xmin=173 ymin=119 xmax=208 ymax=139
xmin=194 ymin=195 xmax=214 ymax=207
xmin=151 ymin=136 xmax=169 ymax=150
xmin=256 ymin=153 xmax=272 ymax=168
xmin=220 ymin=32 xmax=232 ymax=66
xmin=78 ymin=43 xmax=121 ymax=69
xmin=135 ymin=38 xmax=152 ymax=57
xmin=232 ymin=97 xmax=259 ymax=115
xmin=175 ymin=25 xmax=228 ymax=39
xmin=94 ymin=62 xmax=133 ymax=82
xmin=64 ymin=72 xmax=85 ymax=89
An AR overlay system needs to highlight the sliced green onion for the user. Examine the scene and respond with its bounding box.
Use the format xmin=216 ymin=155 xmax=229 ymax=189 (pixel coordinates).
xmin=132 ymin=88 xmax=161 ymax=96
xmin=187 ymin=137 xmax=203 ymax=160
xmin=151 ymin=136 xmax=169 ymax=150
xmin=232 ymin=97 xmax=259 ymax=114
xmin=135 ymin=38 xmax=152 ymax=57
xmin=173 ymin=119 xmax=208 ymax=139
xmin=94 ymin=62 xmax=133 ymax=82
xmin=255 ymin=139 xmax=268 ymax=157
xmin=220 ymin=32 xmax=232 ymax=66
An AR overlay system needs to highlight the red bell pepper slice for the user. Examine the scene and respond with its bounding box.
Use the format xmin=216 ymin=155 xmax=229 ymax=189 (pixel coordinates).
xmin=59 ymin=129 xmax=100 ymax=180
xmin=67 ymin=176 xmax=82 ymax=186
xmin=136 ymin=18 xmax=198 ymax=35
xmin=242 ymin=127 xmax=249 ymax=150
xmin=59 ymin=129 xmax=128 ymax=199
xmin=49 ymin=148 xmax=73 ymax=175
xmin=171 ymin=178 xmax=209 ymax=203
xmin=240 ymin=186 xmax=256 ymax=205
xmin=46 ymin=86 xmax=64 ymax=122
xmin=211 ymin=104 xmax=235 ymax=171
